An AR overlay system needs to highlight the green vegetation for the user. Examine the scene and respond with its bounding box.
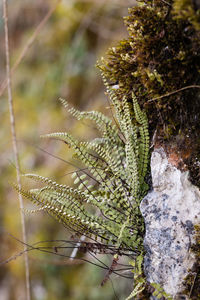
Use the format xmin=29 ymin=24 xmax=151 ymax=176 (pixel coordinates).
xmin=99 ymin=0 xmax=200 ymax=188
xmin=0 ymin=2 xmax=134 ymax=299
xmin=3 ymin=0 xmax=200 ymax=298
xmin=17 ymin=77 xmax=150 ymax=267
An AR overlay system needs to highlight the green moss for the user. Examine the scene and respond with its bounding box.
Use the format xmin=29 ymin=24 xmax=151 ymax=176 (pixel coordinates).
xmin=172 ymin=0 xmax=200 ymax=31
xmin=98 ymin=0 xmax=200 ymax=187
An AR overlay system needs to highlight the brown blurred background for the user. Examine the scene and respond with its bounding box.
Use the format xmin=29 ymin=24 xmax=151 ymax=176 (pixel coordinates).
xmin=0 ymin=1 xmax=135 ymax=299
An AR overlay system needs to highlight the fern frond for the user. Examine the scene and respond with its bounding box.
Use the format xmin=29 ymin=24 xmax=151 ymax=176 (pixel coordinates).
xmin=59 ymin=98 xmax=122 ymax=146
xmin=17 ymin=84 xmax=149 ymax=259
xmin=132 ymin=93 xmax=149 ymax=184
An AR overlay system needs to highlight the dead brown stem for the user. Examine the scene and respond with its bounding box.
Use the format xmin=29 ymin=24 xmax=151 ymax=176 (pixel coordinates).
xmin=3 ymin=0 xmax=31 ymax=299
xmin=147 ymin=85 xmax=200 ymax=103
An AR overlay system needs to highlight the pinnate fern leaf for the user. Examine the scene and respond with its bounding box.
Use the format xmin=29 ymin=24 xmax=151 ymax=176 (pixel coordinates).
xmin=17 ymin=82 xmax=149 ymax=256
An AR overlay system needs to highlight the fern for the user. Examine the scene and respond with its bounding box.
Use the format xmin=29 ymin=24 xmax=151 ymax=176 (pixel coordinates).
xmin=125 ymin=255 xmax=173 ymax=300
xmin=125 ymin=254 xmax=146 ymax=300
xmin=17 ymin=77 xmax=150 ymax=280
xmin=151 ymin=283 xmax=173 ymax=300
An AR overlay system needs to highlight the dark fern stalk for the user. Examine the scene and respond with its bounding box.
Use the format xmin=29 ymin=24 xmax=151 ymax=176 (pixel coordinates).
xmin=16 ymin=74 xmax=150 ymax=275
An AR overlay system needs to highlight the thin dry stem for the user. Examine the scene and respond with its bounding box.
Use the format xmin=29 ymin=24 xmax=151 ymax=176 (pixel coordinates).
xmin=148 ymin=85 xmax=200 ymax=103
xmin=3 ymin=1 xmax=31 ymax=299
xmin=0 ymin=0 xmax=61 ymax=98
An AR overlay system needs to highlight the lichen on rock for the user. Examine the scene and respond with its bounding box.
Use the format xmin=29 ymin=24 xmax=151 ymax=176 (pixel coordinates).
xmin=140 ymin=147 xmax=200 ymax=298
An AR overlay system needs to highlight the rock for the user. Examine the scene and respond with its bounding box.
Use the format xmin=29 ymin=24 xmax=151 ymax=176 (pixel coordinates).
xmin=140 ymin=147 xmax=200 ymax=298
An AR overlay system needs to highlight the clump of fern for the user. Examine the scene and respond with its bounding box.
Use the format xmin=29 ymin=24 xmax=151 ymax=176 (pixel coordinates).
xmin=17 ymin=75 xmax=149 ymax=258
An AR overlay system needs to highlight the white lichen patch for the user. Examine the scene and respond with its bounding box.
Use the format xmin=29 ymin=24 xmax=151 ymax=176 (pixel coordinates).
xmin=140 ymin=147 xmax=200 ymax=298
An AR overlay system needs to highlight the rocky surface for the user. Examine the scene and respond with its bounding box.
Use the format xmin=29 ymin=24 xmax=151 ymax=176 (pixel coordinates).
xmin=140 ymin=147 xmax=200 ymax=298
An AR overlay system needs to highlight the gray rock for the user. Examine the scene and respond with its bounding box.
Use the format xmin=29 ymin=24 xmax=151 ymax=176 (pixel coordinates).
xmin=140 ymin=148 xmax=200 ymax=298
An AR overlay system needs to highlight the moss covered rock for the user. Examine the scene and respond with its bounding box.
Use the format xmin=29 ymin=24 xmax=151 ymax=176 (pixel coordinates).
xmin=99 ymin=0 xmax=200 ymax=187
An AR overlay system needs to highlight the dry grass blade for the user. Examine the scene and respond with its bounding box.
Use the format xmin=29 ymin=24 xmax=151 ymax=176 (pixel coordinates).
xmin=148 ymin=85 xmax=200 ymax=103
xmin=3 ymin=0 xmax=31 ymax=299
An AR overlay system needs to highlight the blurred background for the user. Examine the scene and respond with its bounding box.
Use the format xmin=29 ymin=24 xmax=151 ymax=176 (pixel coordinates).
xmin=0 ymin=1 xmax=136 ymax=299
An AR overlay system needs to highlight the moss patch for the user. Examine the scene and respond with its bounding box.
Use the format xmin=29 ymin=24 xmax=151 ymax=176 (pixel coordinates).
xmin=98 ymin=0 xmax=200 ymax=187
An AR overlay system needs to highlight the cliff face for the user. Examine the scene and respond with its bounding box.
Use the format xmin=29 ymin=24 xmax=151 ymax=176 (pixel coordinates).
xmin=99 ymin=1 xmax=200 ymax=297
xmin=141 ymin=148 xmax=200 ymax=298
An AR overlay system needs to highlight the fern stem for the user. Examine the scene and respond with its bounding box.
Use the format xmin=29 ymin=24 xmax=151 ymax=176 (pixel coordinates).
xmin=3 ymin=1 xmax=31 ymax=299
